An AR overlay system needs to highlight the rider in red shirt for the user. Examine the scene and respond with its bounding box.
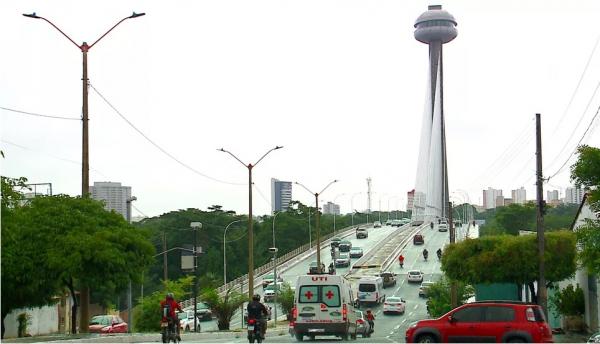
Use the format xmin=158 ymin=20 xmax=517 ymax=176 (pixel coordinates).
xmin=366 ymin=309 xmax=375 ymax=331
xmin=398 ymin=254 xmax=405 ymax=268
xmin=160 ymin=293 xmax=183 ymax=339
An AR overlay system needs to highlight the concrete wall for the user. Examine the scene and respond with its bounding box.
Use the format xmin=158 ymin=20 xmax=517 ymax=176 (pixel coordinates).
xmin=3 ymin=304 xmax=59 ymax=338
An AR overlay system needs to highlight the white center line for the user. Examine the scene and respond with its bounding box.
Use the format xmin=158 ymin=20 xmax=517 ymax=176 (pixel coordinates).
xmin=414 ymin=304 xmax=419 ymax=310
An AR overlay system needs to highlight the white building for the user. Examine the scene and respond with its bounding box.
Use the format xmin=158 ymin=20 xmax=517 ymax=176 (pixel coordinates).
xmin=90 ymin=182 xmax=132 ymax=220
xmin=511 ymin=187 xmax=527 ymax=204
xmin=565 ymin=187 xmax=584 ymax=205
xmin=482 ymin=187 xmax=503 ymax=209
xmin=322 ymin=202 xmax=340 ymax=215
xmin=271 ymin=178 xmax=292 ymax=214
xmin=547 ymin=190 xmax=559 ymax=202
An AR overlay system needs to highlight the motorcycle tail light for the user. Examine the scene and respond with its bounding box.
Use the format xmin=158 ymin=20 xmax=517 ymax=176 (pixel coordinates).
xmin=248 ymin=319 xmax=256 ymax=325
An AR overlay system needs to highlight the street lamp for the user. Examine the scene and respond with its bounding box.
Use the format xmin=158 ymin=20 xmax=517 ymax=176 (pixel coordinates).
xmin=23 ymin=12 xmax=145 ymax=332
xmin=223 ymin=219 xmax=243 ymax=285
xmin=332 ymin=193 xmax=345 ymax=235
xmin=350 ymin=193 xmax=362 ymax=226
xmin=295 ymin=180 xmax=338 ymax=273
xmin=218 ymin=146 xmax=283 ymax=298
xmin=125 ymin=196 xmax=137 ymax=333
xmin=190 ymin=222 xmax=202 ymax=334
xmin=268 ymin=247 xmax=279 ymax=326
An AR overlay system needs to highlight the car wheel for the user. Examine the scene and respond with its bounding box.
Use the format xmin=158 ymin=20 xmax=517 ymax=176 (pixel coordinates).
xmin=196 ymin=325 xmax=200 ymax=332
xmin=185 ymin=325 xmax=190 ymax=332
xmin=507 ymin=338 xmax=526 ymax=343
xmin=295 ymin=333 xmax=303 ymax=342
xmin=416 ymin=334 xmax=437 ymax=343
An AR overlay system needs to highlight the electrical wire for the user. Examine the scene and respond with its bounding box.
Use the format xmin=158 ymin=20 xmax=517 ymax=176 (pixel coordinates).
xmin=552 ymin=36 xmax=600 ymax=135
xmin=545 ymin=79 xmax=600 ymax=171
xmin=1 ymin=139 xmax=109 ymax=178
xmin=89 ymin=84 xmax=245 ymax=186
xmin=0 ymin=106 xmax=80 ymax=121
xmin=547 ymin=103 xmax=600 ymax=181
xmin=131 ymin=204 xmax=149 ymax=218
xmin=252 ymin=182 xmax=272 ymax=208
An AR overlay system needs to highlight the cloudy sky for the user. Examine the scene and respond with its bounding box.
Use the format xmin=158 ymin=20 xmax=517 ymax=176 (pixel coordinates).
xmin=2 ymin=0 xmax=599 ymax=218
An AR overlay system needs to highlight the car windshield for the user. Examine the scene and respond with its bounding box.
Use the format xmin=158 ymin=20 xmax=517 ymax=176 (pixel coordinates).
xmin=351 ymin=247 xmax=361 ymax=251
xmin=381 ymin=272 xmax=393 ymax=277
xmin=90 ymin=315 xmax=111 ymax=326
xmin=339 ymin=254 xmax=348 ymax=259
xmin=340 ymin=241 xmax=351 ymax=245
xmin=387 ymin=297 xmax=402 ymax=303
xmin=196 ymin=302 xmax=209 ymax=309
xmin=409 ymin=271 xmax=421 ymax=275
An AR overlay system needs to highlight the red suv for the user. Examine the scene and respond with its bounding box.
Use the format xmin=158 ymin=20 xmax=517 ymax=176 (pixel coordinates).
xmin=405 ymin=301 xmax=553 ymax=343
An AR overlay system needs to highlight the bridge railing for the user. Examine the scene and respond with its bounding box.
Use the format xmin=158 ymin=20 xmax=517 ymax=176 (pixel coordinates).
xmin=180 ymin=223 xmax=367 ymax=308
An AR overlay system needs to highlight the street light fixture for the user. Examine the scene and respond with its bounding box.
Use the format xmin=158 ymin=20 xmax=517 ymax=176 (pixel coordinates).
xmin=295 ymin=180 xmax=338 ymax=273
xmin=218 ymin=146 xmax=283 ymax=298
xmin=223 ymin=219 xmax=243 ymax=285
xmin=23 ymin=11 xmax=145 ymax=333
xmin=190 ymin=222 xmax=202 ymax=334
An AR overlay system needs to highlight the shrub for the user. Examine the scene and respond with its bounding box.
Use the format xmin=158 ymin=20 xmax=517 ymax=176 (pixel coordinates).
xmin=550 ymin=284 xmax=585 ymax=316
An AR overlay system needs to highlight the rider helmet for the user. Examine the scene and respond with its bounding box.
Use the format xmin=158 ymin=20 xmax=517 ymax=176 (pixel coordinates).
xmin=166 ymin=292 xmax=174 ymax=300
xmin=252 ymin=294 xmax=261 ymax=302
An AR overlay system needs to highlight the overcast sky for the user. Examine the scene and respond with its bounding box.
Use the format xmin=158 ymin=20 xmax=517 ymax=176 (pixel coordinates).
xmin=2 ymin=0 xmax=599 ymax=218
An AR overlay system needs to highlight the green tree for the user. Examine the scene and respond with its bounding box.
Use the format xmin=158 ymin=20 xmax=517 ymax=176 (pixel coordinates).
xmin=133 ymin=276 xmax=193 ymax=332
xmin=1 ymin=177 xmax=61 ymax=339
xmin=549 ymin=284 xmax=585 ymax=317
xmin=276 ymin=282 xmax=295 ymax=321
xmin=426 ymin=277 xmax=474 ymax=318
xmin=442 ymin=231 xmax=577 ymax=302
xmin=201 ymin=288 xmax=247 ymax=330
xmin=13 ymin=195 xmax=154 ymax=333
xmin=570 ymin=145 xmax=600 ymax=275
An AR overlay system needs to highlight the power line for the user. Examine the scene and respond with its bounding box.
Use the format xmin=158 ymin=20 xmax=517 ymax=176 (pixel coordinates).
xmin=1 ymin=139 xmax=109 ymax=178
xmin=545 ymin=79 xmax=600 ymax=171
xmin=547 ymin=103 xmax=600 ymax=181
xmin=0 ymin=106 xmax=80 ymax=121
xmin=89 ymin=84 xmax=244 ymax=186
xmin=552 ymin=36 xmax=600 ymax=135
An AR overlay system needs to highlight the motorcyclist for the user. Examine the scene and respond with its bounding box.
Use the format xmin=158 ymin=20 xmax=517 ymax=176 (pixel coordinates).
xmin=398 ymin=254 xmax=405 ymax=268
xmin=423 ymin=248 xmax=429 ymax=261
xmin=247 ymin=294 xmax=269 ymax=339
xmin=436 ymin=248 xmax=442 ymax=260
xmin=366 ymin=309 xmax=375 ymax=332
xmin=430 ymin=222 xmax=434 ymax=230
xmin=160 ymin=292 xmax=182 ymax=340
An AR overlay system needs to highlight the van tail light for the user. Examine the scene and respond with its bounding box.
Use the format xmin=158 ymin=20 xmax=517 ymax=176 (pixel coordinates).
xmin=342 ymin=304 xmax=348 ymax=321
xmin=292 ymin=307 xmax=297 ymax=320
xmin=526 ymin=307 xmax=536 ymax=322
xmin=356 ymin=319 xmax=364 ymax=324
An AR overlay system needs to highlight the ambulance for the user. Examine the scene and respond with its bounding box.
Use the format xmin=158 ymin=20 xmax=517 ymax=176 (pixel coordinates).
xmin=292 ymin=274 xmax=358 ymax=341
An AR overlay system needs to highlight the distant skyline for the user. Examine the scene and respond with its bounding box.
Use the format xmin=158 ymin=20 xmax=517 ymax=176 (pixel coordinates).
xmin=2 ymin=1 xmax=599 ymax=217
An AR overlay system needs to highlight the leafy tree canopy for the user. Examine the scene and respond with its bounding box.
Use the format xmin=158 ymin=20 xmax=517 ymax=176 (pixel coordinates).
xmin=426 ymin=277 xmax=474 ymax=318
xmin=442 ymin=231 xmax=576 ymax=288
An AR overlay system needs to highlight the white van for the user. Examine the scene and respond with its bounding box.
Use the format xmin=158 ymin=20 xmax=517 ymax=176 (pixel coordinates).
xmin=293 ymin=275 xmax=358 ymax=341
xmin=357 ymin=276 xmax=385 ymax=306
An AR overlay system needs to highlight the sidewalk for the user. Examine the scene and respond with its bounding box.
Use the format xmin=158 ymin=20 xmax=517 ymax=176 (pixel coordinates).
xmin=553 ymin=331 xmax=591 ymax=343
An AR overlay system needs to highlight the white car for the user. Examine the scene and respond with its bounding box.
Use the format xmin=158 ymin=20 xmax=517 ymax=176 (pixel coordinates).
xmin=373 ymin=221 xmax=382 ymax=228
xmin=419 ymin=281 xmax=436 ymax=297
xmin=407 ymin=270 xmax=424 ymax=283
xmin=383 ymin=296 xmax=406 ymax=314
xmin=178 ymin=310 xmax=201 ymax=332
xmin=263 ymin=281 xmax=284 ymax=302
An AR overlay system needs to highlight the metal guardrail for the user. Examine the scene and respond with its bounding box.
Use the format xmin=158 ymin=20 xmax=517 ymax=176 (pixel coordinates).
xmin=181 ymin=223 xmax=368 ymax=308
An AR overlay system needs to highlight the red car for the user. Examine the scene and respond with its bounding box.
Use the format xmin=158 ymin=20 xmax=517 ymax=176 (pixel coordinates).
xmin=405 ymin=301 xmax=553 ymax=343
xmin=89 ymin=315 xmax=128 ymax=334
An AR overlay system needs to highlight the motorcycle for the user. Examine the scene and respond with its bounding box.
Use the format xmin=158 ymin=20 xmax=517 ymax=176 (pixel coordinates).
xmin=423 ymin=250 xmax=428 ymax=261
xmin=161 ymin=317 xmax=179 ymax=343
xmin=436 ymin=250 xmax=442 ymax=261
xmin=247 ymin=318 xmax=263 ymax=343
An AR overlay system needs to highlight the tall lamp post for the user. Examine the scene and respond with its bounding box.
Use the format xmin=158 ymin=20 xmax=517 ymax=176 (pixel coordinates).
xmin=190 ymin=222 xmax=202 ymax=334
xmin=332 ymin=193 xmax=345 ymax=235
xmin=125 ymin=196 xmax=137 ymax=334
xmin=350 ymin=193 xmax=362 ymax=226
xmin=295 ymin=180 xmax=338 ymax=273
xmin=23 ymin=11 xmax=145 ymax=333
xmin=218 ymin=146 xmax=283 ymax=297
xmin=223 ymin=220 xmax=243 ymax=285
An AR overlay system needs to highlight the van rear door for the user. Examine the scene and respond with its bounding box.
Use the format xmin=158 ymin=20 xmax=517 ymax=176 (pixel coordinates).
xmin=297 ymin=284 xmax=344 ymax=324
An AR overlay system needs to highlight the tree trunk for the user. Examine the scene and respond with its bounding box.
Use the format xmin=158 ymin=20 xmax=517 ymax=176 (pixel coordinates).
xmin=528 ymin=282 xmax=538 ymax=304
xmin=1 ymin=311 xmax=7 ymax=339
xmin=65 ymin=278 xmax=78 ymax=334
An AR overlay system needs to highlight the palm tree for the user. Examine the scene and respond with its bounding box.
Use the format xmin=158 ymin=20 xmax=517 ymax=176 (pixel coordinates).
xmin=202 ymin=288 xmax=247 ymax=330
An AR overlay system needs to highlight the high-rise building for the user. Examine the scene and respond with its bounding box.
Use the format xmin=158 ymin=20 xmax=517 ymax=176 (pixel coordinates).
xmin=411 ymin=5 xmax=457 ymax=222
xmin=504 ymin=198 xmax=514 ymax=206
xmin=407 ymin=189 xmax=415 ymax=210
xmin=547 ymin=190 xmax=559 ymax=202
xmin=322 ymin=202 xmax=340 ymax=215
xmin=271 ymin=178 xmax=292 ymax=214
xmin=565 ymin=187 xmax=584 ymax=205
xmin=90 ymin=181 xmax=131 ymax=220
xmin=495 ymin=195 xmax=505 ymax=207
xmin=483 ymin=187 xmax=503 ymax=209
xmin=511 ymin=187 xmax=527 ymax=204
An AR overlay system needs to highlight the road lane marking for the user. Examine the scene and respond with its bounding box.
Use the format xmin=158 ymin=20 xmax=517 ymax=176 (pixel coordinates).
xmin=409 ymin=312 xmax=413 ymax=316
xmin=394 ymin=325 xmax=400 ymax=330
xmin=414 ymin=304 xmax=419 ymax=310
xmin=401 ymin=318 xmax=407 ymax=323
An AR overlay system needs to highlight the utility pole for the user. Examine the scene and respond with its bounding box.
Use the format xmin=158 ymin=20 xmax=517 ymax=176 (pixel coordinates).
xmin=163 ymin=232 xmax=168 ymax=281
xmin=449 ymin=201 xmax=458 ymax=308
xmin=536 ymin=113 xmax=547 ymax=316
xmin=190 ymin=222 xmax=202 ymax=333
